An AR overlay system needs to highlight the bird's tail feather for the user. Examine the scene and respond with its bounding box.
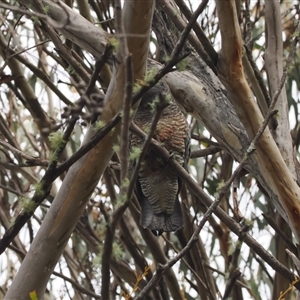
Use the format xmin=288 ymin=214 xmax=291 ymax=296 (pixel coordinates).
xmin=140 ymin=196 xmax=183 ymax=234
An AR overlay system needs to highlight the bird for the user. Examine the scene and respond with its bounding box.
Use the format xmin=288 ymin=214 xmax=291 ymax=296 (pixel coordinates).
xmin=130 ymin=82 xmax=189 ymax=236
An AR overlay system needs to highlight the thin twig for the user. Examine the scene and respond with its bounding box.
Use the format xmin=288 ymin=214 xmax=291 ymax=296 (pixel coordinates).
xmin=0 ymin=2 xmax=69 ymax=31
xmin=0 ymin=0 xmax=211 ymax=256
xmin=0 ymin=47 xmax=110 ymax=256
xmin=54 ymin=57 xmax=190 ymax=176
xmin=270 ymin=20 xmax=300 ymax=109
xmin=157 ymin=0 xmax=217 ymax=73
xmin=190 ymin=146 xmax=222 ymax=158
xmin=100 ymin=93 xmax=170 ymax=298
xmin=0 ymin=139 xmax=48 ymax=166
xmin=132 ymin=105 xmax=299 ymax=298
xmin=100 ymin=0 xmax=130 ymax=298
xmin=286 ymin=249 xmax=300 ymax=275
xmin=162 ymin=235 xmax=214 ymax=299
xmin=173 ymin=0 xmax=217 ymax=65
xmin=0 ymin=40 xmax=73 ymax=106
xmin=52 ymin=272 xmax=101 ymax=299
xmin=222 ymin=225 xmax=250 ymax=299
xmin=85 ymin=45 xmax=113 ymax=97
xmin=262 ymin=213 xmax=298 ymax=255
xmin=222 ymin=269 xmax=242 ymax=300
xmin=120 ymin=58 xmax=132 ymax=190
xmin=0 ymin=184 xmax=22 ymax=197
xmin=244 ymin=0 xmax=271 ymax=109
xmin=127 ymin=94 xmax=170 ymax=207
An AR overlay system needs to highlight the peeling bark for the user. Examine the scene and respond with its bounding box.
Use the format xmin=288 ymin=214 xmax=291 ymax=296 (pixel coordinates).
xmin=216 ymin=0 xmax=300 ymax=241
xmin=265 ymin=1 xmax=297 ymax=179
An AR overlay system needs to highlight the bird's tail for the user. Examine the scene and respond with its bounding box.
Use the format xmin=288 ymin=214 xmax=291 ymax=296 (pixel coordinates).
xmin=139 ymin=196 xmax=184 ymax=235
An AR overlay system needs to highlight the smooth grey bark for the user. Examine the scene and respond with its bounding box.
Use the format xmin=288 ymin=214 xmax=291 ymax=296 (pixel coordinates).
xmin=156 ymin=60 xmax=288 ymax=221
xmin=215 ymin=0 xmax=300 ymax=241
xmin=265 ymin=1 xmax=297 ymax=178
xmin=15 ymin=0 xmax=288 ymax=222
xmin=16 ymin=0 xmax=109 ymax=59
xmin=7 ymin=0 xmax=297 ymax=297
xmin=5 ymin=0 xmax=155 ymax=299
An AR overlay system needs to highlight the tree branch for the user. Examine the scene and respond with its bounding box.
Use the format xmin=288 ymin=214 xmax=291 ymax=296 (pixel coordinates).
xmin=216 ymin=0 xmax=300 ymax=242
xmin=130 ymin=117 xmax=300 ymax=297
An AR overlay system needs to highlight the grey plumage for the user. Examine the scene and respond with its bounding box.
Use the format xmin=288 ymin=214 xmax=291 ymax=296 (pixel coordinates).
xmin=130 ymin=82 xmax=189 ymax=236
